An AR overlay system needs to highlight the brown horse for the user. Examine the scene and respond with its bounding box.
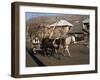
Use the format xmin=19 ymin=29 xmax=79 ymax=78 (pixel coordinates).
xmin=41 ymin=35 xmax=76 ymax=57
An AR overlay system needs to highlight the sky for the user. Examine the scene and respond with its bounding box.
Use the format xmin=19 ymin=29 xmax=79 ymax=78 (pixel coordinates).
xmin=25 ymin=12 xmax=63 ymax=20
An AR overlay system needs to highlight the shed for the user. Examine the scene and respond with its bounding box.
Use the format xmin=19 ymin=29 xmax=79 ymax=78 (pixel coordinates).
xmin=82 ymin=18 xmax=89 ymax=33
xmin=49 ymin=20 xmax=73 ymax=38
xmin=50 ymin=19 xmax=73 ymax=27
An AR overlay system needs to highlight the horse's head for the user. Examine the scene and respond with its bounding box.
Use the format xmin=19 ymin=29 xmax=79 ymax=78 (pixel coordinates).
xmin=67 ymin=33 xmax=77 ymax=44
xmin=71 ymin=36 xmax=77 ymax=44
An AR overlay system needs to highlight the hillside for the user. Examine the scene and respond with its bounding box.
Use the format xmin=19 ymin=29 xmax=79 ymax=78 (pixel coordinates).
xmin=26 ymin=13 xmax=89 ymax=40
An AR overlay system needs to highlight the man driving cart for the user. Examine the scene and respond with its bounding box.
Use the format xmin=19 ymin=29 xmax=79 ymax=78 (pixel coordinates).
xmin=32 ymin=36 xmax=40 ymax=54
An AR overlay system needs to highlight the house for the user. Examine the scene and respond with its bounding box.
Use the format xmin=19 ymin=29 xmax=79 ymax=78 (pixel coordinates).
xmin=49 ymin=19 xmax=73 ymax=38
xmin=82 ymin=18 xmax=89 ymax=34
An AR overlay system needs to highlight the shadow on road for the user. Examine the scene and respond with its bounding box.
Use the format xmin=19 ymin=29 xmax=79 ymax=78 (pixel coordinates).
xmin=26 ymin=48 xmax=46 ymax=66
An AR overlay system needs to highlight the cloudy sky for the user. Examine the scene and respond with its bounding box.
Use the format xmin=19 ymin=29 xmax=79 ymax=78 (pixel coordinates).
xmin=26 ymin=12 xmax=66 ymax=20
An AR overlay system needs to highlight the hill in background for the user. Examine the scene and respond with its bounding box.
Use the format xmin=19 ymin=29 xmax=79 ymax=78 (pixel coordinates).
xmin=26 ymin=13 xmax=89 ymax=33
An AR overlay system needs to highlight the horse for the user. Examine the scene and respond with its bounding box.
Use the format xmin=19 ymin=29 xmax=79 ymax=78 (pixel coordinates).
xmin=52 ymin=35 xmax=76 ymax=57
xmin=40 ymin=37 xmax=55 ymax=56
xmin=41 ymin=35 xmax=76 ymax=57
